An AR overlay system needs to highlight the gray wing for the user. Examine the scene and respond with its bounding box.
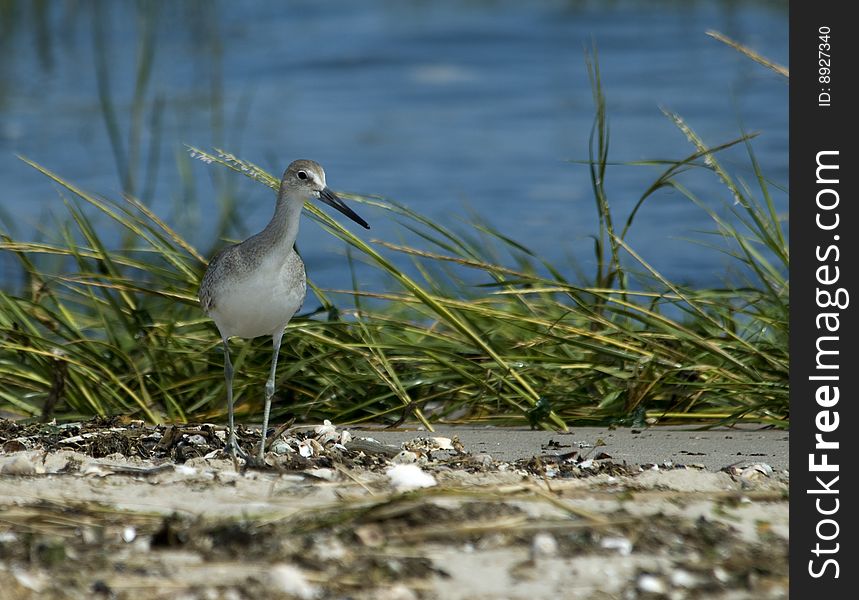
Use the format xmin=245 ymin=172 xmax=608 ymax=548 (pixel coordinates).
xmin=290 ymin=252 xmax=308 ymax=312
xmin=198 ymin=244 xmax=238 ymax=314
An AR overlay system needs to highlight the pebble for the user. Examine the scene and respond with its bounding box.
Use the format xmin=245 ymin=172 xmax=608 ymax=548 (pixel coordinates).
xmin=530 ymin=532 xmax=558 ymax=559
xmin=122 ymin=526 xmax=136 ymax=543
xmin=637 ymin=574 xmax=667 ymax=594
xmin=670 ymin=569 xmax=699 ymax=588
xmin=268 ymin=564 xmax=319 ymax=600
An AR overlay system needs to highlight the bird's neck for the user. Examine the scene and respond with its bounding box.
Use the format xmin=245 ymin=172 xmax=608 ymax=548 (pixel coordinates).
xmin=259 ymin=186 xmax=304 ymax=254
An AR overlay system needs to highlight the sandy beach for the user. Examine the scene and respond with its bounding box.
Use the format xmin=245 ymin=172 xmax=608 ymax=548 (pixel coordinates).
xmin=0 ymin=420 xmax=788 ymax=599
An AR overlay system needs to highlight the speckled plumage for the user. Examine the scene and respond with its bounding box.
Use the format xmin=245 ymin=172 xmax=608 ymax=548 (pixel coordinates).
xmin=199 ymin=238 xmax=307 ymax=313
xmin=199 ymin=244 xmax=306 ymax=339
xmin=198 ymin=159 xmax=368 ymax=465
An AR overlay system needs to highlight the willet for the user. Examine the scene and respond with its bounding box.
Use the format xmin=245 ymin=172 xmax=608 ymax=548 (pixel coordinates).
xmin=198 ymin=160 xmax=369 ymax=466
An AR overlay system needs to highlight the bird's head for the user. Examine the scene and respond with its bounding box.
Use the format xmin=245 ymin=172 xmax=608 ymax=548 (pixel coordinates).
xmin=282 ymin=160 xmax=369 ymax=229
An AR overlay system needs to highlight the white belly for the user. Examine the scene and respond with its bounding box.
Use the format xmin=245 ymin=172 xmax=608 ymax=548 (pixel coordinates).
xmin=208 ymin=255 xmax=306 ymax=340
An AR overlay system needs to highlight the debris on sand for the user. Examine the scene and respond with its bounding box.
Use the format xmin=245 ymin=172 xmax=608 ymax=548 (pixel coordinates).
xmin=0 ymin=417 xmax=789 ymax=599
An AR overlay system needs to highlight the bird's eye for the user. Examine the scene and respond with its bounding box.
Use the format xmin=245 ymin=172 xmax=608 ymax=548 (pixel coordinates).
xmin=297 ymin=171 xmax=308 ymax=180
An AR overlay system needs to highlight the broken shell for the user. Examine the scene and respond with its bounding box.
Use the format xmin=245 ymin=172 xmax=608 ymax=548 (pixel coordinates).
xmin=392 ymin=451 xmax=418 ymax=465
xmin=297 ymin=441 xmax=313 ymax=458
xmin=314 ymin=421 xmax=340 ymax=445
xmin=314 ymin=420 xmax=336 ymax=436
xmin=530 ymin=532 xmax=558 ymax=559
xmin=316 ymin=431 xmax=339 ymax=445
xmin=738 ymin=463 xmax=774 ymax=481
xmin=386 ymin=464 xmax=437 ymax=491
xmin=307 ymin=468 xmax=337 ymax=481
xmin=600 ymin=536 xmax=633 ymax=556
xmin=431 ymin=436 xmax=454 ymax=450
xmin=272 ymin=441 xmax=294 ymax=455
xmin=2 ymin=440 xmax=27 ymax=453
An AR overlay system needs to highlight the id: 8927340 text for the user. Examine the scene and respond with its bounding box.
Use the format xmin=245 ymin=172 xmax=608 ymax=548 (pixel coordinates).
xmin=819 ymin=26 xmax=831 ymax=107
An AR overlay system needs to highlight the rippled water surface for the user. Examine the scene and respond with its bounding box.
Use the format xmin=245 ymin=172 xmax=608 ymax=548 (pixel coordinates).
xmin=0 ymin=1 xmax=788 ymax=290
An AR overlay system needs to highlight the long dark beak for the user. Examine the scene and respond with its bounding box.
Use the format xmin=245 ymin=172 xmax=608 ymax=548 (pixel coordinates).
xmin=318 ymin=188 xmax=370 ymax=229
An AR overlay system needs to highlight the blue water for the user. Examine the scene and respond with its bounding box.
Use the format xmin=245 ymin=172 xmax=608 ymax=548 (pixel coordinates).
xmin=0 ymin=1 xmax=788 ymax=293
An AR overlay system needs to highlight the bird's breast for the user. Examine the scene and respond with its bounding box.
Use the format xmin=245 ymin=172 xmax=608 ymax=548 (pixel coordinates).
xmin=207 ymin=252 xmax=306 ymax=340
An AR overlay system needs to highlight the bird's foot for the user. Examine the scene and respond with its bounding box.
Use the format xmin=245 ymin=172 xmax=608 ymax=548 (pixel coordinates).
xmin=224 ymin=438 xmax=251 ymax=467
xmin=225 ymin=439 xmax=270 ymax=469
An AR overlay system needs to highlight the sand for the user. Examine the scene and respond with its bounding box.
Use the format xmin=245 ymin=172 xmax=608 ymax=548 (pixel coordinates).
xmin=357 ymin=425 xmax=789 ymax=471
xmin=0 ymin=420 xmax=789 ymax=599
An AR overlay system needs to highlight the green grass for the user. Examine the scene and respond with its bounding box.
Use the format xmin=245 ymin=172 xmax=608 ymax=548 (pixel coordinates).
xmin=0 ymin=53 xmax=788 ymax=430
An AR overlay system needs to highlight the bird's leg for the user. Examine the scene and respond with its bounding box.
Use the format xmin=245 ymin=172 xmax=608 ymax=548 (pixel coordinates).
xmin=223 ymin=338 xmax=250 ymax=469
xmin=259 ymin=328 xmax=284 ymax=460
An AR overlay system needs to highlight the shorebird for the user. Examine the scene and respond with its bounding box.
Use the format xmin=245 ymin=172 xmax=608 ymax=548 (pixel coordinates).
xmin=198 ymin=160 xmax=369 ymax=466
